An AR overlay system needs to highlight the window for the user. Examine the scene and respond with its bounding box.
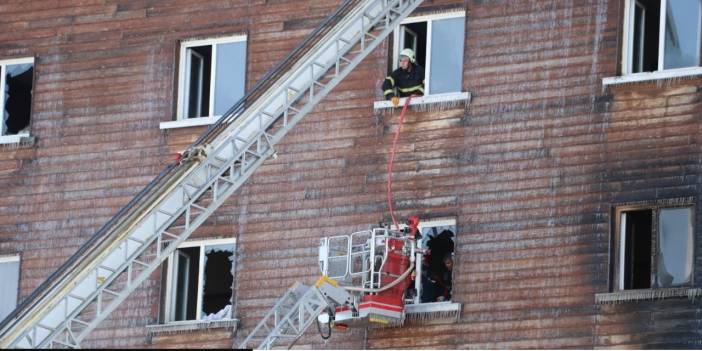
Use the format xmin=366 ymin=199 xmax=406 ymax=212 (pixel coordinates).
xmin=1 ymin=58 xmax=33 ymax=137
xmin=163 ymin=239 xmax=235 ymax=323
xmin=0 ymin=255 xmax=20 ymax=321
xmin=614 ymin=202 xmax=694 ymax=290
xmin=412 ymin=219 xmax=456 ymax=304
xmin=390 ymin=12 xmax=465 ymax=95
xmin=623 ymin=0 xmax=702 ymax=74
xmin=176 ymin=35 xmax=246 ymax=120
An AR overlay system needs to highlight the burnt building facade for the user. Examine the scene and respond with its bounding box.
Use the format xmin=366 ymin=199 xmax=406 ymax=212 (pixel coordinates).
xmin=1 ymin=0 xmax=702 ymax=348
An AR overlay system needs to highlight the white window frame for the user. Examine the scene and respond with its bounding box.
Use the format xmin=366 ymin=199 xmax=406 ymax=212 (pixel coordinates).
xmin=0 ymin=57 xmax=33 ymax=143
xmin=0 ymin=254 xmax=20 ymax=264
xmin=613 ymin=202 xmax=695 ymax=291
xmin=394 ymin=217 xmax=457 ymax=305
xmin=174 ymin=34 xmax=247 ymax=123
xmin=391 ymin=11 xmax=466 ymax=95
xmin=614 ymin=0 xmax=702 ymax=83
xmin=163 ymin=237 xmax=236 ymax=323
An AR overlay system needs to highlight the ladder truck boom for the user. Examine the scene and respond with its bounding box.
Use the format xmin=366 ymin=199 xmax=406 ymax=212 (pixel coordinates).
xmin=0 ymin=0 xmax=424 ymax=348
xmin=239 ymin=226 xmax=422 ymax=350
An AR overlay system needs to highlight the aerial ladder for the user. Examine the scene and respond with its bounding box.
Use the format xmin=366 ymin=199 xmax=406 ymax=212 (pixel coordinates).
xmin=0 ymin=0 xmax=424 ymax=348
xmin=238 ymin=222 xmax=423 ymax=350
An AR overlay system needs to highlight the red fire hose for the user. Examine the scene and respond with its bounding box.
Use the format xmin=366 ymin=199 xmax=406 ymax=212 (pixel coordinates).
xmin=386 ymin=96 xmax=413 ymax=229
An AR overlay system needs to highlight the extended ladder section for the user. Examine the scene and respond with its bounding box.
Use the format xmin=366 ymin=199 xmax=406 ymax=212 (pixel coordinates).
xmin=238 ymin=283 xmax=329 ymax=350
xmin=0 ymin=0 xmax=424 ymax=348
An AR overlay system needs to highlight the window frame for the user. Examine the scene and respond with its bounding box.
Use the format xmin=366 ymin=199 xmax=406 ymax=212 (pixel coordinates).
xmin=0 ymin=57 xmax=34 ymax=139
xmin=621 ymin=0 xmax=702 ymax=75
xmin=391 ymin=11 xmax=466 ymax=95
xmin=0 ymin=254 xmax=21 ymax=320
xmin=163 ymin=237 xmax=236 ymax=324
xmin=395 ymin=217 xmax=457 ymax=305
xmin=612 ymin=199 xmax=696 ymax=292
xmin=176 ymin=34 xmax=247 ymax=121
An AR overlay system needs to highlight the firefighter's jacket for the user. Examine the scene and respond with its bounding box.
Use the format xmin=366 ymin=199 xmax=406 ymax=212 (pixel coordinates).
xmin=382 ymin=64 xmax=425 ymax=99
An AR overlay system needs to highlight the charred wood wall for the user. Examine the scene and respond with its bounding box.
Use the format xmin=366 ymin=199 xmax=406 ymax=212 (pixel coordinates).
xmin=1 ymin=0 xmax=702 ymax=348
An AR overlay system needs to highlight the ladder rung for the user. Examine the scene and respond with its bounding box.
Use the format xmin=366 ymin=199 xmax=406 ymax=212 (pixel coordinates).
xmin=156 ymin=209 xmax=175 ymax=217
xmin=67 ymin=293 xmax=86 ymax=302
xmin=127 ymin=236 xmax=145 ymax=245
xmin=97 ymin=265 xmax=116 ymax=273
xmin=51 ymin=339 xmax=77 ymax=348
xmin=189 ymin=203 xmax=207 ymax=212
xmin=161 ymin=231 xmax=179 ymax=240
xmin=102 ymin=288 xmax=119 ymax=297
xmin=70 ymin=318 xmax=90 ymax=327
xmin=218 ymin=176 xmax=235 ymax=185
xmin=132 ymin=259 xmax=149 ymax=268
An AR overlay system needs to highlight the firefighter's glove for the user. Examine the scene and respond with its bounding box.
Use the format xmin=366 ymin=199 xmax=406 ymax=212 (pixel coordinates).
xmin=391 ymin=96 xmax=400 ymax=107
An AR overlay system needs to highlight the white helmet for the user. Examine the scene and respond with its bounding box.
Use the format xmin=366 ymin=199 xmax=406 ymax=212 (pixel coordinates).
xmin=400 ymin=48 xmax=416 ymax=63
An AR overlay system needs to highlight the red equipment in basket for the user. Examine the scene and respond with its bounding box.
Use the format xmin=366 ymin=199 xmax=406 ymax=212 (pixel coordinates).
xmin=358 ymin=236 xmax=413 ymax=324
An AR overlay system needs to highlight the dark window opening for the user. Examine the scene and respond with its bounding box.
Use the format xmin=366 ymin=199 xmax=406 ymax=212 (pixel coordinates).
xmin=418 ymin=225 xmax=455 ymax=303
xmin=202 ymin=246 xmax=234 ymax=316
xmin=173 ymin=247 xmax=199 ymax=321
xmin=622 ymin=209 xmax=652 ymax=290
xmin=397 ymin=22 xmax=427 ymax=69
xmin=186 ymin=45 xmax=211 ymax=118
xmin=631 ymin=0 xmax=660 ymax=73
xmin=4 ymin=63 xmax=33 ymax=135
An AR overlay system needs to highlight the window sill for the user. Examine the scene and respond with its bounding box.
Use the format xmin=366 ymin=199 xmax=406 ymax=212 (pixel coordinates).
xmin=0 ymin=133 xmax=33 ymax=146
xmin=595 ymin=287 xmax=702 ymax=305
xmin=373 ymin=91 xmax=471 ymax=112
xmin=403 ymin=301 xmax=461 ymax=324
xmin=145 ymin=318 xmax=238 ymax=336
xmin=0 ymin=133 xmax=35 ymax=147
xmin=160 ymin=116 xmax=221 ymax=130
xmin=602 ymin=67 xmax=702 ymax=87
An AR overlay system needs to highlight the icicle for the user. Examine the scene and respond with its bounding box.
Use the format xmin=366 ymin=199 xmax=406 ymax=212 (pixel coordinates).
xmin=596 ymin=288 xmax=702 ymax=305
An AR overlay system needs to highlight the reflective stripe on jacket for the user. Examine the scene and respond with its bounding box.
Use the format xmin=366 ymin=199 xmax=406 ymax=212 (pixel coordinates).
xmin=381 ymin=64 xmax=425 ymax=99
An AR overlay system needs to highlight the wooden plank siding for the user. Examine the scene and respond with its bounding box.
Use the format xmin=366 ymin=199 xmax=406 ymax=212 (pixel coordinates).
xmin=1 ymin=0 xmax=702 ymax=348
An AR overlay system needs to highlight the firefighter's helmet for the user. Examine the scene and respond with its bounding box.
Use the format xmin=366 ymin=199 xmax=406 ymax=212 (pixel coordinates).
xmin=399 ymin=48 xmax=416 ymax=63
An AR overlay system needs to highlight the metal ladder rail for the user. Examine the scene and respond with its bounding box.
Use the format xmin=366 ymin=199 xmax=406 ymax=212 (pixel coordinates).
xmin=238 ymin=283 xmax=329 ymax=350
xmin=0 ymin=0 xmax=361 ymax=347
xmin=0 ymin=0 xmax=366 ymax=346
xmin=1 ymin=0 xmax=423 ymax=348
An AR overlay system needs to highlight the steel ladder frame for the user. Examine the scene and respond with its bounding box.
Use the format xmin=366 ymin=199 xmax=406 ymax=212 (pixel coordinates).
xmin=237 ymin=283 xmax=329 ymax=350
xmin=0 ymin=0 xmax=423 ymax=348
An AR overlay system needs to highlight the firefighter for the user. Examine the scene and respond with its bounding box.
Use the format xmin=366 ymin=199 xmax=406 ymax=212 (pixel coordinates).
xmin=382 ymin=48 xmax=425 ymax=106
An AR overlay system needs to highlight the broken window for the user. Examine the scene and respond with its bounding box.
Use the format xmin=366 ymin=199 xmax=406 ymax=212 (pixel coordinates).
xmin=177 ymin=35 xmax=247 ymax=120
xmin=164 ymin=239 xmax=235 ymax=323
xmin=1 ymin=58 xmax=34 ymax=136
xmin=390 ymin=12 xmax=465 ymax=95
xmin=406 ymin=219 xmax=456 ymax=304
xmin=615 ymin=203 xmax=694 ymax=290
xmin=624 ymin=0 xmax=701 ymax=74
xmin=0 ymin=255 xmax=20 ymax=321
